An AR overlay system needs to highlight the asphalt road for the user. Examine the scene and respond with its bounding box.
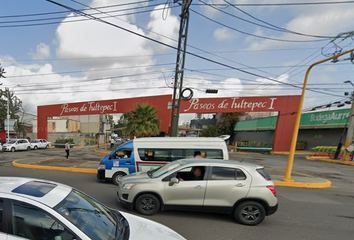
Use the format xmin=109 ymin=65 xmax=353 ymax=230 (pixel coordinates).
xmin=1 ymin=149 xmax=354 ymax=240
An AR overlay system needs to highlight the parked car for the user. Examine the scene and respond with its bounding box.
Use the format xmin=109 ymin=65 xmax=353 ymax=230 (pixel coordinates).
xmin=0 ymin=143 xmax=2 ymax=151
xmin=0 ymin=177 xmax=186 ymax=240
xmin=2 ymin=139 xmax=31 ymax=152
xmin=117 ymin=159 xmax=278 ymax=226
xmin=31 ymin=139 xmax=51 ymax=150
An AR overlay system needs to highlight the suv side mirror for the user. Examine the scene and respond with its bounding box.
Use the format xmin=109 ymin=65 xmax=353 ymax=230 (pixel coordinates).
xmin=169 ymin=177 xmax=179 ymax=186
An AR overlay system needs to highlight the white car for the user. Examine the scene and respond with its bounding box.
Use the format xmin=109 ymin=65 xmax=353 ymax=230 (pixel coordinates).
xmin=2 ymin=139 xmax=31 ymax=152
xmin=31 ymin=139 xmax=51 ymax=150
xmin=0 ymin=177 xmax=186 ymax=240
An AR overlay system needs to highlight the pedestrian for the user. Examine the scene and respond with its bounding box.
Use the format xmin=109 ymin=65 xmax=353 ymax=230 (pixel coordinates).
xmin=110 ymin=138 xmax=114 ymax=148
xmin=194 ymin=151 xmax=204 ymax=158
xmin=65 ymin=141 xmax=70 ymax=159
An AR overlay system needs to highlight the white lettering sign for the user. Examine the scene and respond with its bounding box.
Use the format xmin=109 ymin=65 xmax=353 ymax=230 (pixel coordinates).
xmin=60 ymin=101 xmax=118 ymax=115
xmin=184 ymin=98 xmax=277 ymax=112
xmin=310 ymin=112 xmax=350 ymax=122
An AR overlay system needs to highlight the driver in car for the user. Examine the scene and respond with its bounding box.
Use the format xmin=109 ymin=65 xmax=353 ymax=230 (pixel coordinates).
xmin=179 ymin=167 xmax=204 ymax=181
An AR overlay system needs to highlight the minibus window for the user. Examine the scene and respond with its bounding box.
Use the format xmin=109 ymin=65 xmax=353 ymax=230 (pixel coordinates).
xmin=185 ymin=149 xmax=223 ymax=159
xmin=138 ymin=149 xmax=170 ymax=161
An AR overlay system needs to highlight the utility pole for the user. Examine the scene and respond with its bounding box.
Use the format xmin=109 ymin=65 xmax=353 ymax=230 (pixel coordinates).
xmin=342 ymin=81 xmax=354 ymax=160
xmin=169 ymin=0 xmax=192 ymax=136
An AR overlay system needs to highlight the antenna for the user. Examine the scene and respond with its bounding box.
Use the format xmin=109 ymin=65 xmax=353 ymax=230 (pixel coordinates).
xmin=240 ymin=154 xmax=247 ymax=162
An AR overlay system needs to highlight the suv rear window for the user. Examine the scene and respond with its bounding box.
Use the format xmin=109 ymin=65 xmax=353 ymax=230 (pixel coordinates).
xmin=257 ymin=168 xmax=272 ymax=181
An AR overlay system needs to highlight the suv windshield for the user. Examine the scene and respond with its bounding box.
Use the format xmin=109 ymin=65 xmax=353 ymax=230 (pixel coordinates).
xmin=151 ymin=161 xmax=183 ymax=178
xmin=54 ymin=190 xmax=121 ymax=240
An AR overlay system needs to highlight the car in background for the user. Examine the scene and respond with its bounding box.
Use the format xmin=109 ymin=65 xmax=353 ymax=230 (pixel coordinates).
xmin=2 ymin=139 xmax=31 ymax=152
xmin=0 ymin=177 xmax=186 ymax=240
xmin=31 ymin=139 xmax=51 ymax=150
xmin=0 ymin=143 xmax=2 ymax=151
xmin=117 ymin=159 xmax=278 ymax=226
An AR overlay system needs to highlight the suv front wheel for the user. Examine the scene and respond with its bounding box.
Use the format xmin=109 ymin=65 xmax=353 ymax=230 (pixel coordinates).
xmin=135 ymin=194 xmax=160 ymax=215
xmin=234 ymin=201 xmax=266 ymax=226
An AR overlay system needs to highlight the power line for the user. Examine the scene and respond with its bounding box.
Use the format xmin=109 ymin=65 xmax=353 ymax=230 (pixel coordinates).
xmin=5 ymin=63 xmax=175 ymax=78
xmin=193 ymin=1 xmax=354 ymax=7
xmin=32 ymin=0 xmax=347 ymax=98
xmin=220 ymin=0 xmax=335 ymax=39
xmin=0 ymin=4 xmax=178 ymax=27
xmin=0 ymin=0 xmax=158 ymax=18
xmin=190 ymin=9 xmax=326 ymax=43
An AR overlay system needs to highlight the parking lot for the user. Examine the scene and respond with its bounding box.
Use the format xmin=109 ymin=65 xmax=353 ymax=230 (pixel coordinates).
xmin=1 ymin=148 xmax=354 ymax=240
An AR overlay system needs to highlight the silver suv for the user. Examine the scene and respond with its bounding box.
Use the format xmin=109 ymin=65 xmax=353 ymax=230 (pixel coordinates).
xmin=117 ymin=159 xmax=278 ymax=226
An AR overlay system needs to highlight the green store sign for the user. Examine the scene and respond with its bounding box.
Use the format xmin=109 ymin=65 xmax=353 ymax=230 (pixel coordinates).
xmin=235 ymin=108 xmax=351 ymax=131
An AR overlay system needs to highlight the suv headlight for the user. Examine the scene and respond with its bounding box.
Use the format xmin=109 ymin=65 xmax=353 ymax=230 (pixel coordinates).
xmin=123 ymin=183 xmax=136 ymax=190
xmin=98 ymin=164 xmax=106 ymax=170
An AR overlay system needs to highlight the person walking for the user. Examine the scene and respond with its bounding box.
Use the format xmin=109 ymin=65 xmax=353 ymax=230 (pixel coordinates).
xmin=110 ymin=138 xmax=114 ymax=148
xmin=65 ymin=141 xmax=70 ymax=159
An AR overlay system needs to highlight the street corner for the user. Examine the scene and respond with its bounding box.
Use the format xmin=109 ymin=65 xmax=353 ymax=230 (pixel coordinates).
xmin=12 ymin=158 xmax=98 ymax=174
xmin=305 ymin=156 xmax=354 ymax=166
xmin=94 ymin=149 xmax=111 ymax=154
xmin=267 ymin=169 xmax=332 ymax=189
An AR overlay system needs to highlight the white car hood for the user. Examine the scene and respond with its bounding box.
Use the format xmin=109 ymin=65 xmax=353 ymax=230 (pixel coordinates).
xmin=120 ymin=211 xmax=186 ymax=240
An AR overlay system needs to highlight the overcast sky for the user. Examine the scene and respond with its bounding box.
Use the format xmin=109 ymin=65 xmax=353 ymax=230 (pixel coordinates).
xmin=1 ymin=0 xmax=354 ymax=123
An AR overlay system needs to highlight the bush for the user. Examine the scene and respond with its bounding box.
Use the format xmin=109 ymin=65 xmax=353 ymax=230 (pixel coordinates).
xmin=55 ymin=138 xmax=74 ymax=143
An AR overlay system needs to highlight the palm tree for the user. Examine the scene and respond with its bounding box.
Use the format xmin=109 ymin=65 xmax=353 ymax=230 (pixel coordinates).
xmin=126 ymin=103 xmax=161 ymax=138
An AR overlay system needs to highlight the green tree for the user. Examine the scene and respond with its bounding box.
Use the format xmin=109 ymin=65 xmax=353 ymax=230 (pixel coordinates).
xmin=201 ymin=112 xmax=243 ymax=137
xmin=126 ymin=103 xmax=161 ymax=138
xmin=113 ymin=113 xmax=129 ymax=138
xmin=0 ymin=88 xmax=22 ymax=130
xmin=203 ymin=125 xmax=220 ymax=137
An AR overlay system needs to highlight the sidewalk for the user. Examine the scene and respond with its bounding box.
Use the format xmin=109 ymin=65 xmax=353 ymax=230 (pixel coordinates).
xmin=12 ymin=151 xmax=332 ymax=188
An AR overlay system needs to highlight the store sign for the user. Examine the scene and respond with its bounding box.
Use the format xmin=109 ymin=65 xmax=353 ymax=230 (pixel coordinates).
xmin=4 ymin=119 xmax=17 ymax=131
xmin=309 ymin=112 xmax=350 ymax=122
xmin=60 ymin=101 xmax=118 ymax=115
xmin=183 ymin=97 xmax=277 ymax=112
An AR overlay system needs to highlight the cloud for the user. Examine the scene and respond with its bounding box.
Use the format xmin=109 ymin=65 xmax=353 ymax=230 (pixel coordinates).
xmin=246 ymin=4 xmax=354 ymax=51
xmin=146 ymin=5 xmax=179 ymax=52
xmin=29 ymin=43 xmax=50 ymax=60
xmin=213 ymin=28 xmax=237 ymax=41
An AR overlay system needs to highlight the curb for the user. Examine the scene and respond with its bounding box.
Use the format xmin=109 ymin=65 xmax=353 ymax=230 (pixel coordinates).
xmin=273 ymin=180 xmax=331 ymax=188
xmin=12 ymin=159 xmax=97 ymax=174
xmin=94 ymin=149 xmax=111 ymax=154
xmin=305 ymin=156 xmax=354 ymax=166
xmin=271 ymin=169 xmax=331 ymax=188
xmin=270 ymin=151 xmax=312 ymax=155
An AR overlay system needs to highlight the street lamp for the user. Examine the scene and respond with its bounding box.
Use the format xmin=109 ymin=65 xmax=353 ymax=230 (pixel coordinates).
xmin=6 ymin=85 xmax=20 ymax=142
xmin=344 ymin=80 xmax=354 ymax=87
xmin=282 ymin=47 xmax=354 ymax=182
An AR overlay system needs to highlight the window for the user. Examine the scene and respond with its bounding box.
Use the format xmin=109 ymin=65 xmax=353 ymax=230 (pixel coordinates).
xmin=52 ymin=122 xmax=55 ymax=130
xmin=54 ymin=190 xmax=119 ymax=240
xmin=236 ymin=169 xmax=247 ymax=180
xmin=0 ymin=199 xmax=3 ymax=232
xmin=12 ymin=201 xmax=75 ymax=240
xmin=113 ymin=148 xmax=133 ymax=159
xmin=176 ymin=166 xmax=205 ymax=181
xmin=211 ymin=167 xmax=236 ymax=180
xmin=12 ymin=181 xmax=56 ymax=197
xmin=185 ymin=149 xmax=223 ymax=159
xmin=138 ymin=148 xmax=224 ymax=161
xmin=211 ymin=167 xmax=247 ymax=180
xmin=138 ymin=149 xmax=170 ymax=161
xmin=257 ymin=168 xmax=271 ymax=181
